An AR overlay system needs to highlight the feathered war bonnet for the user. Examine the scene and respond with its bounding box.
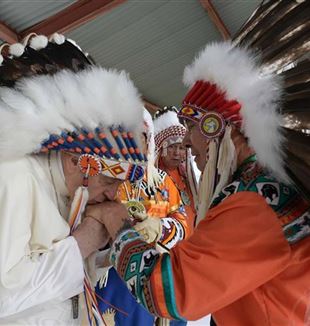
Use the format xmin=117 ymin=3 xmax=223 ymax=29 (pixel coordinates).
xmin=153 ymin=106 xmax=187 ymax=158
xmin=178 ymin=41 xmax=286 ymax=215
xmin=0 ymin=33 xmax=146 ymax=183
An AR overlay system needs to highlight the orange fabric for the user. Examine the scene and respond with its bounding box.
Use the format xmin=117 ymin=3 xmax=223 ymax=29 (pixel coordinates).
xmin=167 ymin=168 xmax=196 ymax=235
xmin=118 ymin=173 xmax=189 ymax=239
xmin=150 ymin=256 xmax=170 ymax=317
xmin=168 ymin=191 xmax=310 ymax=325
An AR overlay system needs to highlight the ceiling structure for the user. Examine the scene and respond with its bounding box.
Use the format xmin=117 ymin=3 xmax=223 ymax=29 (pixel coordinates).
xmin=0 ymin=0 xmax=261 ymax=112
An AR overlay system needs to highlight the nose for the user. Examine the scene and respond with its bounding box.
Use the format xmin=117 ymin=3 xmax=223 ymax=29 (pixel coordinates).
xmin=182 ymin=131 xmax=192 ymax=149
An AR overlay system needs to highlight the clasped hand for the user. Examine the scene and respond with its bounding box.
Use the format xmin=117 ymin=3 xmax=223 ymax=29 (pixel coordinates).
xmin=85 ymin=201 xmax=163 ymax=246
xmin=85 ymin=201 xmax=131 ymax=240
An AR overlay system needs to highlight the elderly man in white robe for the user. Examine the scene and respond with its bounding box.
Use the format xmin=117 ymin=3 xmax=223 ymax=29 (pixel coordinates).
xmin=0 ymin=34 xmax=145 ymax=325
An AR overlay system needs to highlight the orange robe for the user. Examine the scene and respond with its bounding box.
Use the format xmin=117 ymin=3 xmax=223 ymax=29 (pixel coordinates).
xmin=169 ymin=192 xmax=309 ymax=325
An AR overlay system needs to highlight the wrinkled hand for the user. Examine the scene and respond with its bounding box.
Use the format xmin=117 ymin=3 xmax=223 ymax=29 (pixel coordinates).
xmin=133 ymin=216 xmax=162 ymax=243
xmin=72 ymin=217 xmax=110 ymax=259
xmin=85 ymin=201 xmax=131 ymax=240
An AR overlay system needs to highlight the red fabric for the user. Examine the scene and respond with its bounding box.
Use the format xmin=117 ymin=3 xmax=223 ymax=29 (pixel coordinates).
xmin=169 ymin=191 xmax=310 ymax=325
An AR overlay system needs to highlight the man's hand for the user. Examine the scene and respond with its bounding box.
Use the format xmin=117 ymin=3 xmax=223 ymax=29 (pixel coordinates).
xmin=85 ymin=201 xmax=132 ymax=240
xmin=72 ymin=217 xmax=110 ymax=259
xmin=133 ymin=217 xmax=162 ymax=243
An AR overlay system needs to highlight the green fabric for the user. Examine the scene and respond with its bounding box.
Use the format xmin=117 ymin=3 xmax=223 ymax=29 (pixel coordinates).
xmin=161 ymin=253 xmax=185 ymax=321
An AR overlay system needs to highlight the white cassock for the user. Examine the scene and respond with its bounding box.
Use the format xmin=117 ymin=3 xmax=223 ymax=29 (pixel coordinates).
xmin=0 ymin=152 xmax=85 ymax=325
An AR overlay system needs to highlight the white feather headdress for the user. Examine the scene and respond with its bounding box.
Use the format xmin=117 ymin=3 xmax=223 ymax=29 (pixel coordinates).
xmin=153 ymin=107 xmax=187 ymax=155
xmin=182 ymin=41 xmax=287 ymax=182
xmin=0 ymin=66 xmax=144 ymax=161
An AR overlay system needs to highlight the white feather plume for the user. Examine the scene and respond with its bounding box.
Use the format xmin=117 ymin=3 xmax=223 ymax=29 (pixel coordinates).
xmin=29 ymin=35 xmax=48 ymax=50
xmin=154 ymin=109 xmax=184 ymax=136
xmin=183 ymin=41 xmax=287 ymax=183
xmin=49 ymin=33 xmax=66 ymax=45
xmin=0 ymin=66 xmax=144 ymax=161
xmin=143 ymin=108 xmax=161 ymax=188
xmin=9 ymin=43 xmax=25 ymax=57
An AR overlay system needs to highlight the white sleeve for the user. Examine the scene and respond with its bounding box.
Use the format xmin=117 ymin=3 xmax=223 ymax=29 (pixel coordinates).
xmin=0 ymin=236 xmax=84 ymax=317
xmin=0 ymin=166 xmax=84 ymax=317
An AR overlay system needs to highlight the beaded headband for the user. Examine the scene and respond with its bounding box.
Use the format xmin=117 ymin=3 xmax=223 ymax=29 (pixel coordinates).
xmin=41 ymin=127 xmax=145 ymax=182
xmin=179 ymin=81 xmax=242 ymax=139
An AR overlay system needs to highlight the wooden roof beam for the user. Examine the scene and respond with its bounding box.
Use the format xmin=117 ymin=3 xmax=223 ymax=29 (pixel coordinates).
xmin=200 ymin=0 xmax=231 ymax=40
xmin=13 ymin=0 xmax=159 ymax=115
xmin=20 ymin=0 xmax=126 ymax=38
xmin=143 ymin=99 xmax=161 ymax=114
xmin=0 ymin=22 xmax=20 ymax=44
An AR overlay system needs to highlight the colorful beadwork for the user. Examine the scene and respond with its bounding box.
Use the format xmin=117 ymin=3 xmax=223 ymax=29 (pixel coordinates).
xmin=178 ymin=105 xmax=204 ymax=123
xmin=154 ymin=126 xmax=186 ymax=152
xmin=180 ymin=81 xmax=242 ymax=129
xmin=78 ymin=154 xmax=102 ymax=177
xmin=199 ymin=111 xmax=225 ymax=139
xmin=211 ymin=159 xmax=310 ymax=245
xmin=40 ymin=125 xmax=146 ymax=182
xmin=110 ymin=228 xmax=185 ymax=320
